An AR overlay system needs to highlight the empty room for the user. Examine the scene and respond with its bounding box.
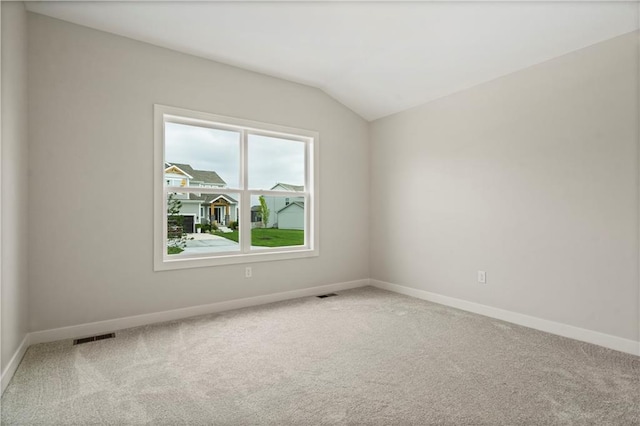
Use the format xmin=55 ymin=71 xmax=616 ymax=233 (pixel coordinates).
xmin=1 ymin=1 xmax=638 ymax=424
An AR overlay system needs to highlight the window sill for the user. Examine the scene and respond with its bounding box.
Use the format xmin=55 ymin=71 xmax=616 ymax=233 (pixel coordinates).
xmin=154 ymin=247 xmax=319 ymax=271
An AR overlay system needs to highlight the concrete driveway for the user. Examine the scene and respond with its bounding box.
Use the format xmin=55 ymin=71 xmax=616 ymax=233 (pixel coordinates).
xmin=182 ymin=233 xmax=239 ymax=254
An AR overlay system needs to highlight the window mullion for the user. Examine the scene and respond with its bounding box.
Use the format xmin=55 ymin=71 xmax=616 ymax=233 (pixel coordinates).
xmin=240 ymin=129 xmax=251 ymax=254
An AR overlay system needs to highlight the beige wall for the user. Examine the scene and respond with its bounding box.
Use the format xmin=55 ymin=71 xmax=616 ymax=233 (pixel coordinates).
xmin=16 ymin=11 xmax=640 ymax=348
xmin=1 ymin=2 xmax=30 ymax=372
xmin=27 ymin=13 xmax=370 ymax=331
xmin=370 ymin=32 xmax=639 ymax=341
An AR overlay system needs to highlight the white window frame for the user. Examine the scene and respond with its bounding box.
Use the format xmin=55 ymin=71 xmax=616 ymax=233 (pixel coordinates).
xmin=154 ymin=104 xmax=319 ymax=271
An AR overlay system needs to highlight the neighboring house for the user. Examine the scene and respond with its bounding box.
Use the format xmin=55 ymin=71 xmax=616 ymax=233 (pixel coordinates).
xmin=165 ymin=162 xmax=238 ymax=232
xmin=253 ymin=183 xmax=304 ymax=229
xmin=277 ymin=201 xmax=305 ymax=230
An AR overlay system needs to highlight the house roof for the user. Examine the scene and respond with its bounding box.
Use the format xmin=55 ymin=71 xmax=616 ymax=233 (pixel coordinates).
xmin=188 ymin=193 xmax=237 ymax=204
xmin=271 ymin=183 xmax=304 ymax=192
xmin=167 ymin=162 xmax=226 ymax=186
xmin=164 ymin=164 xmax=194 ymax=179
xmin=210 ymin=194 xmax=238 ymax=204
xmin=277 ymin=201 xmax=304 ymax=214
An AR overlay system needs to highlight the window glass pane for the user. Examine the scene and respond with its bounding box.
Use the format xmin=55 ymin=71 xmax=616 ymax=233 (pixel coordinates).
xmin=248 ymin=134 xmax=305 ymax=191
xmin=167 ymin=192 xmax=240 ymax=256
xmin=250 ymin=194 xmax=305 ymax=249
xmin=165 ymin=122 xmax=240 ymax=189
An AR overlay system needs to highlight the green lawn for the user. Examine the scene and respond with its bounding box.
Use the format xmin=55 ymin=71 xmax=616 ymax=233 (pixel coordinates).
xmin=215 ymin=228 xmax=304 ymax=247
xmin=167 ymin=246 xmax=184 ymax=255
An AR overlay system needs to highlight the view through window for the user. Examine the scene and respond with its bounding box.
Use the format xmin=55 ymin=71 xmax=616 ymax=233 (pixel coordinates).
xmin=155 ymin=106 xmax=317 ymax=270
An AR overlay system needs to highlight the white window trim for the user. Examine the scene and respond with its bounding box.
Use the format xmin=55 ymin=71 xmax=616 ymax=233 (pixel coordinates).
xmin=154 ymin=104 xmax=319 ymax=271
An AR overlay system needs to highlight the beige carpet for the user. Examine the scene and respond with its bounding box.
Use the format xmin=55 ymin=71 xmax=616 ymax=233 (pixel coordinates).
xmin=2 ymin=287 xmax=638 ymax=425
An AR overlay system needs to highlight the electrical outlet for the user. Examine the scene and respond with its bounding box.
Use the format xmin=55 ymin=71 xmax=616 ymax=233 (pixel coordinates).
xmin=478 ymin=270 xmax=486 ymax=284
xmin=245 ymin=267 xmax=252 ymax=278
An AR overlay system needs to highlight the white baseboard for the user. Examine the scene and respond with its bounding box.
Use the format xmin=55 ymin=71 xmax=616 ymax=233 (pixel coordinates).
xmin=371 ymin=279 xmax=640 ymax=356
xmin=1 ymin=334 xmax=30 ymax=395
xmin=29 ymin=278 xmax=370 ymax=345
xmin=7 ymin=277 xmax=634 ymax=398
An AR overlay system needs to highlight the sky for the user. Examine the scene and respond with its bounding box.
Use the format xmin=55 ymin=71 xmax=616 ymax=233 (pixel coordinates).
xmin=165 ymin=122 xmax=305 ymax=191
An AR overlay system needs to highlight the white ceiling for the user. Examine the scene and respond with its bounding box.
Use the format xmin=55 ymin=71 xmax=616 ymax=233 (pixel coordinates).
xmin=26 ymin=1 xmax=639 ymax=121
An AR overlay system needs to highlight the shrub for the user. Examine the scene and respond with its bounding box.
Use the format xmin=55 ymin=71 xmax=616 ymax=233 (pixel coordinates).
xmin=230 ymin=221 xmax=239 ymax=230
xmin=199 ymin=219 xmax=212 ymax=232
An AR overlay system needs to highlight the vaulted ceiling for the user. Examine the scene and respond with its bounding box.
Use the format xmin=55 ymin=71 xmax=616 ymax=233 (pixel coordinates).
xmin=26 ymin=1 xmax=639 ymax=121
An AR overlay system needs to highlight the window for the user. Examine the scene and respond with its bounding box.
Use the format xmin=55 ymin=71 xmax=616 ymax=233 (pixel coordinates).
xmin=154 ymin=105 xmax=318 ymax=270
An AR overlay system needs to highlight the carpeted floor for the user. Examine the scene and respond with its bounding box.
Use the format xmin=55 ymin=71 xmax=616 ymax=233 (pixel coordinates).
xmin=1 ymin=287 xmax=638 ymax=425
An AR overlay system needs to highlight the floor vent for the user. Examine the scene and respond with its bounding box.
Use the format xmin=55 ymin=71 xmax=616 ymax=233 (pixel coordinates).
xmin=317 ymin=293 xmax=338 ymax=299
xmin=73 ymin=333 xmax=116 ymax=345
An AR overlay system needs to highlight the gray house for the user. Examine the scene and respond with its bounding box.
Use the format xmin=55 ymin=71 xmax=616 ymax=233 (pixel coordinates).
xmin=254 ymin=183 xmax=304 ymax=229
xmin=276 ymin=201 xmax=305 ymax=230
